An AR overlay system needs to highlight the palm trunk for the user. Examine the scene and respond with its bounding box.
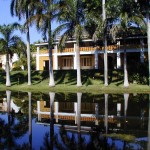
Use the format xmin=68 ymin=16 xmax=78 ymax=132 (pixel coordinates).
xmin=102 ymin=0 xmax=108 ymax=86
xmin=104 ymin=94 xmax=108 ymax=134
xmin=124 ymin=48 xmax=129 ymax=87
xmin=76 ymin=39 xmax=82 ymax=86
xmin=104 ymin=35 xmax=108 ymax=86
xmin=48 ymin=21 xmax=55 ymax=87
xmin=6 ymin=53 xmax=11 ymax=86
xmin=148 ymin=94 xmax=150 ymax=150
xmin=6 ymin=90 xmax=11 ymax=149
xmin=6 ymin=90 xmax=11 ymax=114
xmin=147 ymin=11 xmax=150 ymax=86
xmin=28 ymin=92 xmax=32 ymax=150
xmin=77 ymin=92 xmax=82 ymax=150
xmin=26 ymin=11 xmax=31 ymax=85
xmin=124 ymin=93 xmax=129 ymax=118
xmin=49 ymin=92 xmax=55 ymax=149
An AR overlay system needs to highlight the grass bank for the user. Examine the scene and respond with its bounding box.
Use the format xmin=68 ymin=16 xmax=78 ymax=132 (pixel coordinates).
xmin=0 ymin=70 xmax=149 ymax=93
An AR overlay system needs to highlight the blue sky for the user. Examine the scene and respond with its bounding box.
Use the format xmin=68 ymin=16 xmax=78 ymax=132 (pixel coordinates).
xmin=0 ymin=0 xmax=58 ymax=44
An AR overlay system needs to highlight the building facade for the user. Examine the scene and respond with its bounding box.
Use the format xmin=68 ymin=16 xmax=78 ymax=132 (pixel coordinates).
xmin=35 ymin=36 xmax=148 ymax=71
xmin=0 ymin=53 xmax=19 ymax=70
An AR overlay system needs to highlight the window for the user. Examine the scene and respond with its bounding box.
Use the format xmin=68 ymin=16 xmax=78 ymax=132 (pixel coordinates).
xmin=81 ymin=57 xmax=92 ymax=66
xmin=62 ymin=58 xmax=72 ymax=67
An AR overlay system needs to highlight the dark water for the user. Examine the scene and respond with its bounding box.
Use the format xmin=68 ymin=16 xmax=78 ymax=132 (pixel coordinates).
xmin=0 ymin=91 xmax=149 ymax=150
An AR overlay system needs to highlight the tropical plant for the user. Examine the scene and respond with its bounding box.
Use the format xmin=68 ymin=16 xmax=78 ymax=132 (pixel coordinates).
xmin=0 ymin=23 xmax=22 ymax=86
xmin=53 ymin=0 xmax=88 ymax=87
xmin=26 ymin=0 xmax=58 ymax=87
xmin=84 ymin=0 xmax=109 ymax=86
xmin=109 ymin=0 xmax=146 ymax=87
xmin=134 ymin=0 xmax=150 ymax=86
xmin=10 ymin=0 xmax=39 ymax=85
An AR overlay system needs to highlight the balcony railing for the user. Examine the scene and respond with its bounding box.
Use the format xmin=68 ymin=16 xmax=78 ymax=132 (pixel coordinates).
xmin=80 ymin=46 xmax=95 ymax=51
xmin=58 ymin=48 xmax=74 ymax=53
xmin=39 ymin=44 xmax=145 ymax=54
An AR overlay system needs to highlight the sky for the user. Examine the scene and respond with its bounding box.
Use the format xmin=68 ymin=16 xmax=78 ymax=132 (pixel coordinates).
xmin=0 ymin=0 xmax=58 ymax=44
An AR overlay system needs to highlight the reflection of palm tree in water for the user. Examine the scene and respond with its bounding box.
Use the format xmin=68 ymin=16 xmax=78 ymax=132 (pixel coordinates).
xmin=54 ymin=92 xmax=84 ymax=150
xmin=50 ymin=92 xmax=55 ymax=150
xmin=40 ymin=92 xmax=55 ymax=150
xmin=2 ymin=90 xmax=29 ymax=149
xmin=54 ymin=92 xmax=111 ymax=150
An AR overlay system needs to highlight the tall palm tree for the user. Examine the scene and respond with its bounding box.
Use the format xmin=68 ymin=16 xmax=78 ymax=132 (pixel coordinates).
xmin=26 ymin=0 xmax=57 ymax=87
xmin=109 ymin=1 xmax=145 ymax=87
xmin=0 ymin=23 xmax=22 ymax=86
xmin=102 ymin=0 xmax=108 ymax=86
xmin=53 ymin=0 xmax=86 ymax=87
xmin=11 ymin=0 xmax=38 ymax=85
xmin=84 ymin=0 xmax=108 ymax=86
xmin=135 ymin=0 xmax=150 ymax=86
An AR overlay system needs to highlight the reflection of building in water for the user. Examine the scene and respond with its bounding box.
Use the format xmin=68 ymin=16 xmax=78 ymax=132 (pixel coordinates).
xmin=0 ymin=98 xmax=20 ymax=113
xmin=37 ymin=101 xmax=117 ymax=126
xmin=36 ymin=100 xmax=149 ymax=133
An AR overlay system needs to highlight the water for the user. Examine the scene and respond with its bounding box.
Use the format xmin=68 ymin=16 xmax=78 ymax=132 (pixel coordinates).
xmin=0 ymin=91 xmax=149 ymax=150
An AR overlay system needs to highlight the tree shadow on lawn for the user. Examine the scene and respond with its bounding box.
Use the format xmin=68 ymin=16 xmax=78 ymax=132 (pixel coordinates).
xmin=55 ymin=70 xmax=77 ymax=85
xmin=55 ymin=71 xmax=66 ymax=85
xmin=110 ymin=77 xmax=124 ymax=86
xmin=0 ymin=72 xmax=6 ymax=85
xmin=11 ymin=72 xmax=28 ymax=85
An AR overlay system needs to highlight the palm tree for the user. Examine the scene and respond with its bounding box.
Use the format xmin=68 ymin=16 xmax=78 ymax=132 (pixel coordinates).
xmin=135 ymin=0 xmax=150 ymax=86
xmin=109 ymin=1 xmax=145 ymax=87
xmin=10 ymin=0 xmax=38 ymax=85
xmin=0 ymin=23 xmax=22 ymax=86
xmin=26 ymin=0 xmax=57 ymax=87
xmin=53 ymin=0 xmax=87 ymax=87
xmin=102 ymin=0 xmax=108 ymax=86
xmin=84 ymin=0 xmax=108 ymax=86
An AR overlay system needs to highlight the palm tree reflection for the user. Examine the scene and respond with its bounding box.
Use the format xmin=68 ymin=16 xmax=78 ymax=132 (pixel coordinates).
xmin=40 ymin=92 xmax=55 ymax=150
xmin=28 ymin=92 xmax=32 ymax=150
xmin=147 ymin=94 xmax=150 ymax=150
xmin=50 ymin=92 xmax=55 ymax=149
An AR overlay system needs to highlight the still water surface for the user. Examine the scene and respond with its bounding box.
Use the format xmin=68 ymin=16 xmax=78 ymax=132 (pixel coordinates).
xmin=0 ymin=91 xmax=149 ymax=149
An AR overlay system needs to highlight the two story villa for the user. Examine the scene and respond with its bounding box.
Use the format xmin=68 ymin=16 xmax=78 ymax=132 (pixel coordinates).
xmin=35 ymin=36 xmax=148 ymax=71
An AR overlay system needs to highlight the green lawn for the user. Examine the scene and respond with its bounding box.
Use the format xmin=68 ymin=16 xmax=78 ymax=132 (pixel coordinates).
xmin=0 ymin=70 xmax=149 ymax=93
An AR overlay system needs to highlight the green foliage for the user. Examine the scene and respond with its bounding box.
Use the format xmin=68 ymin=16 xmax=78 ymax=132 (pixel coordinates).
xmin=105 ymin=133 xmax=136 ymax=142
xmin=12 ymin=54 xmax=36 ymax=71
xmin=30 ymin=44 xmax=37 ymax=52
xmin=85 ymin=78 xmax=92 ymax=86
xmin=129 ymin=63 xmax=148 ymax=84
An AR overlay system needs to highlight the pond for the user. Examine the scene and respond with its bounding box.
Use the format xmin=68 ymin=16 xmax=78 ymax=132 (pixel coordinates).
xmin=0 ymin=91 xmax=149 ymax=149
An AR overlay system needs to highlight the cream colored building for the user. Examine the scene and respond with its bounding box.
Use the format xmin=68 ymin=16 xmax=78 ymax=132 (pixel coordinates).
xmin=0 ymin=53 xmax=19 ymax=70
xmin=35 ymin=36 xmax=148 ymax=71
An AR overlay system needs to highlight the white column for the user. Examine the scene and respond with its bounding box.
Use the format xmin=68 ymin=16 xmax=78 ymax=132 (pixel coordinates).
xmin=74 ymin=43 xmax=77 ymax=69
xmin=37 ymin=101 xmax=41 ymax=121
xmin=140 ymin=39 xmax=145 ymax=63
xmin=95 ymin=103 xmax=99 ymax=125
xmin=55 ymin=102 xmax=59 ymax=123
xmin=74 ymin=102 xmax=77 ymax=124
xmin=117 ymin=51 xmax=121 ymax=69
xmin=54 ymin=45 xmax=58 ymax=70
xmin=36 ymin=46 xmax=40 ymax=70
xmin=117 ymin=103 xmax=121 ymax=117
xmin=117 ymin=41 xmax=121 ymax=69
xmin=94 ymin=50 xmax=98 ymax=69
